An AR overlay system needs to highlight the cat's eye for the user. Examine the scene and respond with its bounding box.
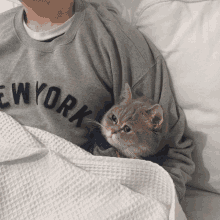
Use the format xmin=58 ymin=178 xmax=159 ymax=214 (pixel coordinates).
xmin=111 ymin=114 xmax=118 ymax=124
xmin=123 ymin=125 xmax=131 ymax=133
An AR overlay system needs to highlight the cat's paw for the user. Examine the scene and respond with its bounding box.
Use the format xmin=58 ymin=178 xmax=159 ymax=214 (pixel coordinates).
xmin=93 ymin=145 xmax=119 ymax=157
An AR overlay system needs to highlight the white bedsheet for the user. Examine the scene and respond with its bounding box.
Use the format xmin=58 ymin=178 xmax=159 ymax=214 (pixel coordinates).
xmin=0 ymin=112 xmax=186 ymax=220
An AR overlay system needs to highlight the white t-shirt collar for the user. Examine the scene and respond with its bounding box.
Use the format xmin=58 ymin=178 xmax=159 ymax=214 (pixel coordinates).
xmin=23 ymin=12 xmax=75 ymax=41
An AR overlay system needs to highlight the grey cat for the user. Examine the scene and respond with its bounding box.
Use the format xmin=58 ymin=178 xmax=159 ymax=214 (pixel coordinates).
xmin=88 ymin=83 xmax=165 ymax=160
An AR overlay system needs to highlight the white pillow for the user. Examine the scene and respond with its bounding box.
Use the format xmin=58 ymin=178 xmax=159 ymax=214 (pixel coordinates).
xmin=0 ymin=0 xmax=17 ymax=13
xmin=92 ymin=0 xmax=220 ymax=195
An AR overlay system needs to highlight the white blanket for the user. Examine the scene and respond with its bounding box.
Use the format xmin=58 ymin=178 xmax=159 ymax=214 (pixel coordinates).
xmin=0 ymin=112 xmax=186 ymax=220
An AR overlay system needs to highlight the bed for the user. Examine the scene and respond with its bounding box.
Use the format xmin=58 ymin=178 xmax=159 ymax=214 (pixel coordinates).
xmin=88 ymin=0 xmax=220 ymax=219
xmin=1 ymin=0 xmax=220 ymax=219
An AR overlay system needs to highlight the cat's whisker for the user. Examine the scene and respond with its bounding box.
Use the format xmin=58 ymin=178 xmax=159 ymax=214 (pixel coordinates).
xmin=85 ymin=119 xmax=106 ymax=129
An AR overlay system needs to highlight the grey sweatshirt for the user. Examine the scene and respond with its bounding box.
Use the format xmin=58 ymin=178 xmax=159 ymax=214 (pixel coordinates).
xmin=0 ymin=0 xmax=195 ymax=200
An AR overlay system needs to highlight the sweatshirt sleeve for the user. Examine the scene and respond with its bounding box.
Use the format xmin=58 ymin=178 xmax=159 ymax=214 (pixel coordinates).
xmin=132 ymin=55 xmax=196 ymax=201
xmin=157 ymin=57 xmax=196 ymax=201
xmin=92 ymin=3 xmax=195 ymax=201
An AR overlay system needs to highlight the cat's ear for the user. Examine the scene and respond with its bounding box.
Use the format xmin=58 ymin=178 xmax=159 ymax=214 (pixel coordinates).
xmin=119 ymin=83 xmax=132 ymax=105
xmin=145 ymin=104 xmax=163 ymax=131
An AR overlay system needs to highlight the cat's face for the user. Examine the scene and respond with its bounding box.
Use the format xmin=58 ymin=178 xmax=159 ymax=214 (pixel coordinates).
xmin=101 ymin=83 xmax=164 ymax=159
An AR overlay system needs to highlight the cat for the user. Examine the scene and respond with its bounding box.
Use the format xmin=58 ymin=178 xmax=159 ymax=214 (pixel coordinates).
xmin=88 ymin=83 xmax=165 ymax=159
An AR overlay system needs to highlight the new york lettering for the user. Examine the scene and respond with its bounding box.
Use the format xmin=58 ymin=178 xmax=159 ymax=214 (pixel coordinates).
xmin=0 ymin=82 xmax=92 ymax=127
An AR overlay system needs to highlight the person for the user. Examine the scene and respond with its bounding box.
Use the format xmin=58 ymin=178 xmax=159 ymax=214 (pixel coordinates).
xmin=0 ymin=0 xmax=195 ymax=202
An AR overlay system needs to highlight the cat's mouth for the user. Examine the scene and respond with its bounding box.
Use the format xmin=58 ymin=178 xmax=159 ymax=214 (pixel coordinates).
xmin=106 ymin=134 xmax=116 ymax=142
xmin=105 ymin=130 xmax=113 ymax=138
xmin=102 ymin=128 xmax=120 ymax=147
xmin=105 ymin=134 xmax=118 ymax=146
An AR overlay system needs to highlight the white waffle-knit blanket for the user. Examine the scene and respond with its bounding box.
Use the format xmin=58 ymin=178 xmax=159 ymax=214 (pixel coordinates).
xmin=0 ymin=112 xmax=186 ymax=220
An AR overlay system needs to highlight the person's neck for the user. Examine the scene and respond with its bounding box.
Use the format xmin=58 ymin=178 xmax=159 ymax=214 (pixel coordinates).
xmin=21 ymin=0 xmax=74 ymax=31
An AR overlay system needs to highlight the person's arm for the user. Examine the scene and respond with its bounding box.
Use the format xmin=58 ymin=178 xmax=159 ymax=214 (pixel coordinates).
xmin=132 ymin=55 xmax=195 ymax=201
xmin=88 ymin=2 xmax=195 ymax=201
